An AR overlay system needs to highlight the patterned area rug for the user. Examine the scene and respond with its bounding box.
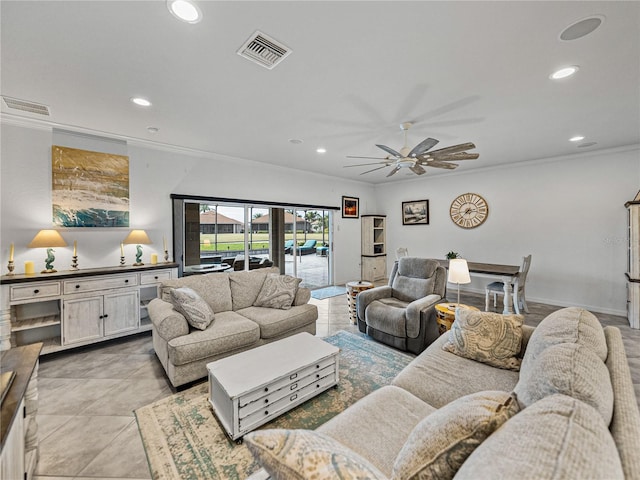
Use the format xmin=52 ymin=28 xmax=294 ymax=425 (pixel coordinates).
xmin=310 ymin=285 xmax=347 ymax=300
xmin=135 ymin=331 xmax=413 ymax=480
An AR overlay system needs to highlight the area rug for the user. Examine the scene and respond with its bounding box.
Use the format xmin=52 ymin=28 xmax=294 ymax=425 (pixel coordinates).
xmin=310 ymin=285 xmax=347 ymax=300
xmin=135 ymin=330 xmax=413 ymax=480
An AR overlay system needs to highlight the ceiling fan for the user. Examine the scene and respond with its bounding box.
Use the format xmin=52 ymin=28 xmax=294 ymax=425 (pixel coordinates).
xmin=345 ymin=122 xmax=479 ymax=177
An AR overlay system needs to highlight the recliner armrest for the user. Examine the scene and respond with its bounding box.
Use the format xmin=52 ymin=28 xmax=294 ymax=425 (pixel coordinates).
xmin=148 ymin=298 xmax=189 ymax=342
xmin=357 ymin=286 xmax=392 ymax=322
xmin=406 ymin=294 xmax=443 ymax=338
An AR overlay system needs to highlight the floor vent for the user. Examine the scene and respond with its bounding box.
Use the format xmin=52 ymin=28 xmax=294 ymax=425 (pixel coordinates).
xmin=237 ymin=31 xmax=291 ymax=70
xmin=2 ymin=96 xmax=50 ymax=116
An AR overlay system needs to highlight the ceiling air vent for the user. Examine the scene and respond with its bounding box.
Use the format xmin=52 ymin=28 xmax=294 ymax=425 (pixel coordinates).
xmin=237 ymin=31 xmax=291 ymax=70
xmin=2 ymin=96 xmax=50 ymax=116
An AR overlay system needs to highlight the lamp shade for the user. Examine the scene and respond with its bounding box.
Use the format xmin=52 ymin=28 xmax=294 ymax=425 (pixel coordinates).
xmin=27 ymin=229 xmax=68 ymax=248
xmin=448 ymin=258 xmax=471 ymax=284
xmin=123 ymin=230 xmax=152 ymax=245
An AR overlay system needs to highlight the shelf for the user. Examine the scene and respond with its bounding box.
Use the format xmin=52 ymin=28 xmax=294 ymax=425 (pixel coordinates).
xmin=40 ymin=337 xmax=62 ymax=355
xmin=11 ymin=315 xmax=61 ymax=332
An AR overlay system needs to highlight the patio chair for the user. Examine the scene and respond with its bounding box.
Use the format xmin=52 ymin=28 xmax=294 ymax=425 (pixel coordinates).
xmin=284 ymin=240 xmax=294 ymax=254
xmin=298 ymin=239 xmax=317 ymax=255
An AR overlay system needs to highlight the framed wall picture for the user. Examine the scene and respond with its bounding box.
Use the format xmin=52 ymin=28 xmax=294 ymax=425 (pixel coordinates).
xmin=402 ymin=200 xmax=429 ymax=225
xmin=342 ymin=196 xmax=359 ymax=218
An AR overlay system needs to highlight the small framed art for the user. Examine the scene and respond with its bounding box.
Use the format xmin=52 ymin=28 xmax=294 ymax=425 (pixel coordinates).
xmin=342 ymin=196 xmax=359 ymax=218
xmin=402 ymin=199 xmax=429 ymax=225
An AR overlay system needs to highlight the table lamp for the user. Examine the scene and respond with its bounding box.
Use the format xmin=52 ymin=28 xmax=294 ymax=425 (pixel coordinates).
xmin=448 ymin=258 xmax=471 ymax=305
xmin=123 ymin=229 xmax=152 ymax=266
xmin=27 ymin=229 xmax=68 ymax=273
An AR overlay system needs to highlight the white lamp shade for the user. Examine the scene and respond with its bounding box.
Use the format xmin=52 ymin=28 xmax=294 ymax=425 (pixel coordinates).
xmin=27 ymin=229 xmax=68 ymax=248
xmin=123 ymin=229 xmax=152 ymax=245
xmin=448 ymin=258 xmax=471 ymax=284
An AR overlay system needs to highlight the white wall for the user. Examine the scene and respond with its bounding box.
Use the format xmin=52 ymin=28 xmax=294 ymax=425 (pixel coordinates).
xmin=376 ymin=145 xmax=640 ymax=316
xmin=0 ymin=122 xmax=376 ymax=285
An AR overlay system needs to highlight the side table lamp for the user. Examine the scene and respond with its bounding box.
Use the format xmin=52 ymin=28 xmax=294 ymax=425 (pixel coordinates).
xmin=123 ymin=229 xmax=152 ymax=266
xmin=448 ymin=258 xmax=471 ymax=306
xmin=27 ymin=229 xmax=68 ymax=273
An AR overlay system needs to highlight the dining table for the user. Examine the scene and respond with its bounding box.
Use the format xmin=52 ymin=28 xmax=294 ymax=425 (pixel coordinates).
xmin=437 ymin=259 xmax=521 ymax=315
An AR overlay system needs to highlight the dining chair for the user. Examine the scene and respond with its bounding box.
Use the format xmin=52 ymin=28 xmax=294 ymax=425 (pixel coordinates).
xmin=485 ymin=254 xmax=532 ymax=314
xmin=396 ymin=247 xmax=409 ymax=260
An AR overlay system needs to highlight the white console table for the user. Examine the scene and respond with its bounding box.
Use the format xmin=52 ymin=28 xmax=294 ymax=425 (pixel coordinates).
xmin=0 ymin=263 xmax=178 ymax=354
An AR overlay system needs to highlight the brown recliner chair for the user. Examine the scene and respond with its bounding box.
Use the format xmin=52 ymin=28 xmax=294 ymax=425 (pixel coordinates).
xmin=357 ymin=257 xmax=447 ymax=354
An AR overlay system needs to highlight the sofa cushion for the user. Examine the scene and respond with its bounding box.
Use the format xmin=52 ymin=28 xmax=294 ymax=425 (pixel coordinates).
xmin=318 ymin=386 xmax=436 ymax=477
xmin=161 ymin=273 xmax=232 ymax=313
xmin=514 ymin=342 xmax=614 ymax=425
xmin=392 ymin=335 xmax=520 ymax=409
xmin=237 ymin=304 xmax=318 ymax=339
xmin=169 ymin=287 xmax=215 ymax=330
xmin=245 ymin=429 xmax=387 ymax=480
xmin=454 ymin=394 xmax=624 ymax=480
xmin=167 ymin=311 xmax=260 ymax=365
xmin=253 ymin=274 xmax=301 ymax=310
xmin=442 ymin=309 xmax=524 ymax=371
xmin=392 ymin=390 xmax=519 ymax=480
xmin=229 ymin=268 xmax=278 ymax=310
xmin=521 ymin=307 xmax=607 ymax=377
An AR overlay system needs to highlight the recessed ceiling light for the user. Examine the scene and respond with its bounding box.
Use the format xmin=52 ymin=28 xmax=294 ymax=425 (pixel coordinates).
xmin=560 ymin=15 xmax=605 ymax=41
xmin=550 ymin=66 xmax=579 ymax=80
xmin=147 ymin=127 xmax=159 ymax=134
xmin=569 ymin=135 xmax=585 ymax=142
xmin=167 ymin=0 xmax=202 ymax=24
xmin=316 ymin=148 xmax=327 ymax=154
xmin=289 ymin=139 xmax=303 ymax=145
xmin=131 ymin=97 xmax=151 ymax=107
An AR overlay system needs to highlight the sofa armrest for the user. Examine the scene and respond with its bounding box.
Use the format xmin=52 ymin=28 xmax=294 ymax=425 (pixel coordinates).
xmin=405 ymin=294 xmax=442 ymax=338
xmin=148 ymin=298 xmax=189 ymax=342
xmin=357 ymin=286 xmax=392 ymax=323
xmin=294 ymin=286 xmax=311 ymax=306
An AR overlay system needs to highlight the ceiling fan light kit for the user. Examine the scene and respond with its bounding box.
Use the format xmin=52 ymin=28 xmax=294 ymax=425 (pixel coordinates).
xmin=345 ymin=122 xmax=479 ymax=177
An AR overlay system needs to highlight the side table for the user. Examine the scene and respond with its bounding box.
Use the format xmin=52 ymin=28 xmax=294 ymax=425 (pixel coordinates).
xmin=346 ymin=281 xmax=374 ymax=324
xmin=434 ymin=303 xmax=480 ymax=335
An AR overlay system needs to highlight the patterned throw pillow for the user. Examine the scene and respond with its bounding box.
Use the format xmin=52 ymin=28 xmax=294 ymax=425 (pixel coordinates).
xmin=169 ymin=287 xmax=215 ymax=330
xmin=245 ymin=429 xmax=387 ymax=480
xmin=442 ymin=309 xmax=524 ymax=371
xmin=254 ymin=274 xmax=301 ymax=310
xmin=392 ymin=391 xmax=520 ymax=480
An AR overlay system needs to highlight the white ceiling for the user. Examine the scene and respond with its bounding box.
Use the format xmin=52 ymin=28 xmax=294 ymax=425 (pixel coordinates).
xmin=1 ymin=1 xmax=639 ymax=184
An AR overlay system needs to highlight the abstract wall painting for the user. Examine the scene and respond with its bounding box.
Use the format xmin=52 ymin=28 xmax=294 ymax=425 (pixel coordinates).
xmin=52 ymin=145 xmax=130 ymax=227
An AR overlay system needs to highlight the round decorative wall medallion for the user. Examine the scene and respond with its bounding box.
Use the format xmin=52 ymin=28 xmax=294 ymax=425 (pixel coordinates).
xmin=450 ymin=193 xmax=488 ymax=229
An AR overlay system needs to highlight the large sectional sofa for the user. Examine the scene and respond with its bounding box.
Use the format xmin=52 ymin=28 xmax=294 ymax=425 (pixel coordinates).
xmin=245 ymin=307 xmax=640 ymax=479
xmin=148 ymin=267 xmax=318 ymax=387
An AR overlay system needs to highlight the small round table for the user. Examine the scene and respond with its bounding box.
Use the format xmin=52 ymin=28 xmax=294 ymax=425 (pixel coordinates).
xmin=434 ymin=303 xmax=480 ymax=335
xmin=346 ymin=280 xmax=374 ymax=325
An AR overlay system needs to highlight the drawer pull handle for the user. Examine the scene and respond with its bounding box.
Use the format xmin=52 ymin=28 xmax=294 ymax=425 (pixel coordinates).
xmin=289 ymin=372 xmax=297 ymax=380
xmin=103 ymin=314 xmax=109 ymax=318
xmin=290 ymin=394 xmax=298 ymax=402
xmin=125 ymin=279 xmax=129 ymax=283
xmin=264 ymin=399 xmax=269 ymax=404
xmin=154 ymin=276 xmax=159 ymax=280
xmin=33 ymin=289 xmax=40 ymax=294
xmin=99 ymin=315 xmax=104 ymax=319
xmin=264 ymin=410 xmax=269 ymax=416
xmin=75 ymin=285 xmax=80 ymax=289
xmin=264 ymin=387 xmax=269 ymax=392
xmin=316 ymin=384 xmax=321 ymax=388
xmin=290 ymin=383 xmax=298 ymax=391
xmin=316 ymin=374 xmax=320 ymax=378
xmin=316 ymin=364 xmax=320 ymax=369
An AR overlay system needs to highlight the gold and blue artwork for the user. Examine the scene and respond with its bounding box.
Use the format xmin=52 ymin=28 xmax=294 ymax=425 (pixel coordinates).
xmin=52 ymin=145 xmax=130 ymax=227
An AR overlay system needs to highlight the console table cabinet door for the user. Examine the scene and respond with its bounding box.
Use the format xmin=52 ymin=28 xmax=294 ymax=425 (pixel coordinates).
xmin=62 ymin=296 xmax=103 ymax=345
xmin=103 ymin=290 xmax=139 ymax=336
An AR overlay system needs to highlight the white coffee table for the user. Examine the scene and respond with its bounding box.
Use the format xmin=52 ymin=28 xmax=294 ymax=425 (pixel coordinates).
xmin=207 ymin=332 xmax=340 ymax=441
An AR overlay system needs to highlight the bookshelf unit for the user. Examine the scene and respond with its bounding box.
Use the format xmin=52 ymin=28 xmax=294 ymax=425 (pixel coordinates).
xmin=361 ymin=215 xmax=387 ymax=281
xmin=626 ymin=200 xmax=639 ymax=329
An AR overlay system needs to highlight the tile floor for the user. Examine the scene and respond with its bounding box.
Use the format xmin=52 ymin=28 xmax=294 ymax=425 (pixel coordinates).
xmin=33 ymin=291 xmax=639 ymax=480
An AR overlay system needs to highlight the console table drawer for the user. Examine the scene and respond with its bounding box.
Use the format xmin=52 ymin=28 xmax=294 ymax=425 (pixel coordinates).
xmin=140 ymin=271 xmax=172 ymax=285
xmin=63 ymin=274 xmax=138 ymax=294
xmin=11 ymin=282 xmax=61 ymax=301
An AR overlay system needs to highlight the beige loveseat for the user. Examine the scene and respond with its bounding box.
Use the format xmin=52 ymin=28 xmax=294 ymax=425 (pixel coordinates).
xmin=148 ymin=267 xmax=318 ymax=387
xmin=246 ymin=307 xmax=640 ymax=479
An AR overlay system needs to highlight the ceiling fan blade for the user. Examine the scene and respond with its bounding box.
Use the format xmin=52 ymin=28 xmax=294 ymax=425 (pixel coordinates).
xmin=421 ymin=142 xmax=476 ymax=157
xmin=408 ymin=137 xmax=439 ymax=158
xmin=344 ymin=161 xmax=389 ymax=167
xmin=376 ymin=144 xmax=402 ymax=158
xmin=430 ymin=152 xmax=479 ymax=161
xmin=346 ymin=155 xmax=389 ymax=160
xmin=386 ymin=166 xmax=401 ymax=177
xmin=422 ymin=160 xmax=458 ymax=169
xmin=360 ymin=165 xmax=389 ymax=175
xmin=410 ymin=164 xmax=426 ymax=175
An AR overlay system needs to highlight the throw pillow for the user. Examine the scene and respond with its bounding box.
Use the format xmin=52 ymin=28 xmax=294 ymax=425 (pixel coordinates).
xmin=244 ymin=429 xmax=387 ymax=480
xmin=392 ymin=391 xmax=520 ymax=480
xmin=453 ymin=394 xmax=624 ymax=480
xmin=442 ymin=309 xmax=524 ymax=371
xmin=254 ymin=274 xmax=301 ymax=310
xmin=513 ymin=342 xmax=614 ymax=425
xmin=169 ymin=287 xmax=215 ymax=330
